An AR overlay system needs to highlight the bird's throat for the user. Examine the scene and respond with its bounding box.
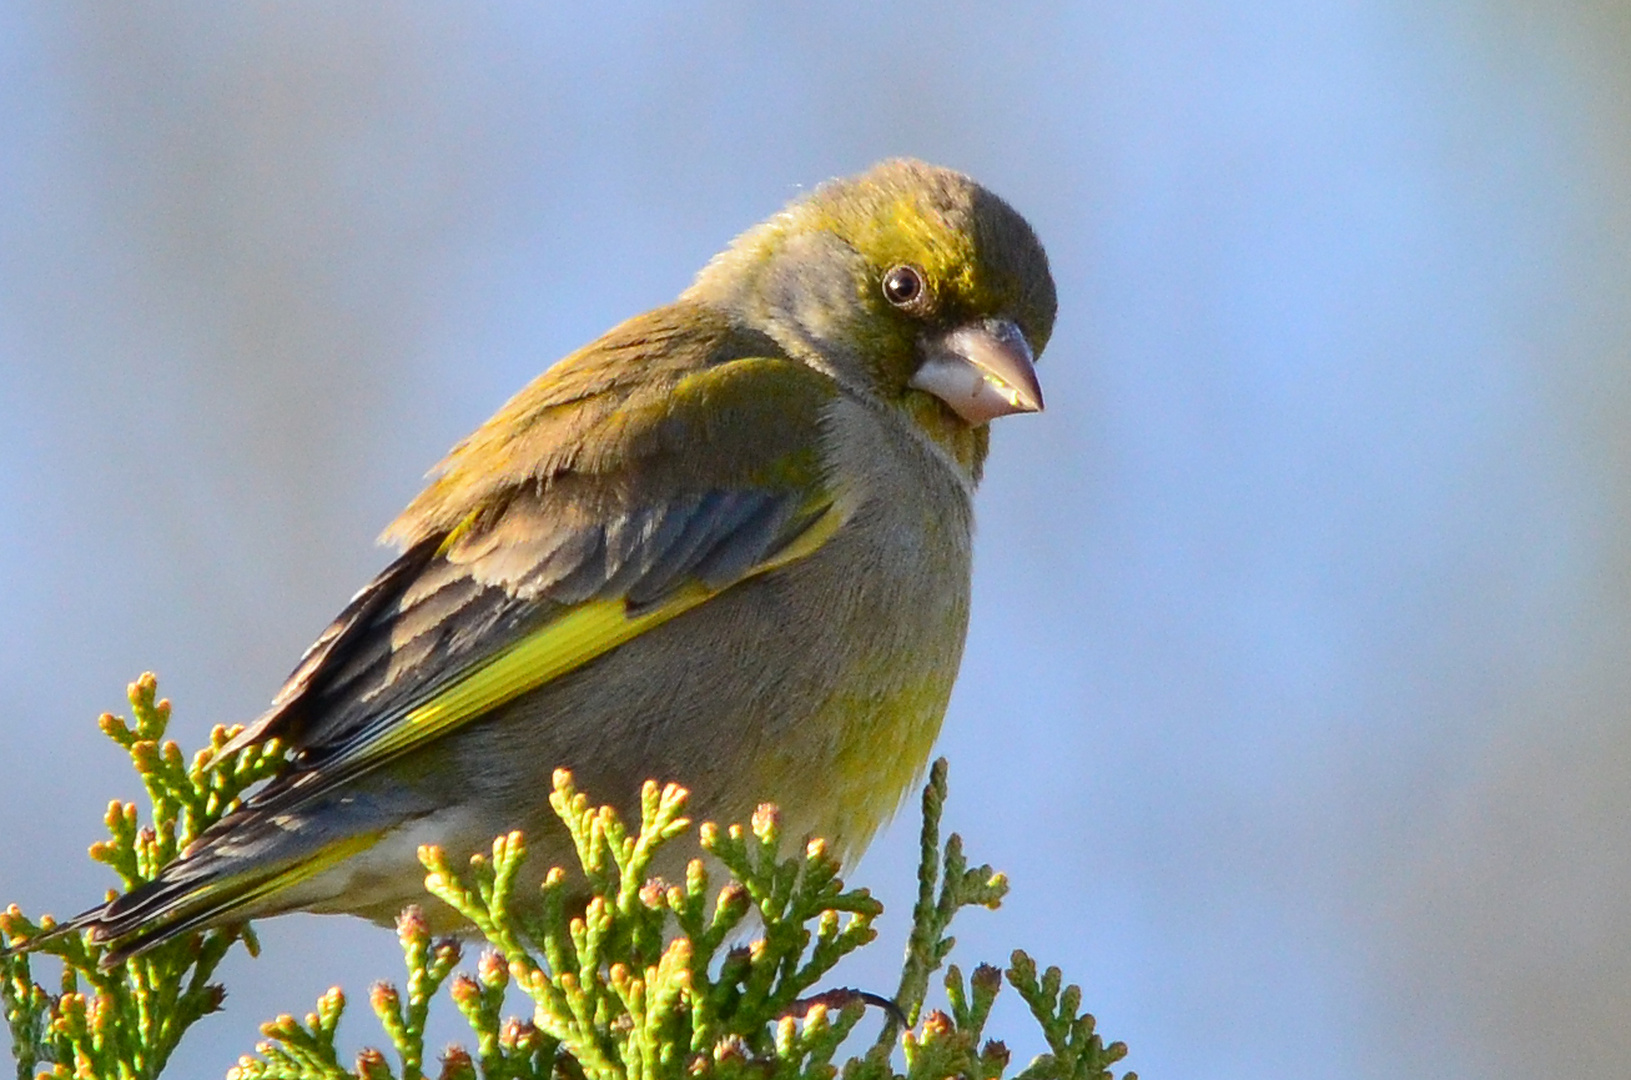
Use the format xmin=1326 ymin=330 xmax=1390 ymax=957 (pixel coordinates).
xmin=900 ymin=392 xmax=989 ymax=486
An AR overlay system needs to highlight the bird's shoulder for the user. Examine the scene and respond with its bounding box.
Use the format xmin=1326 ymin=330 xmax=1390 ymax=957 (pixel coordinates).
xmin=385 ymin=300 xmax=838 ymax=548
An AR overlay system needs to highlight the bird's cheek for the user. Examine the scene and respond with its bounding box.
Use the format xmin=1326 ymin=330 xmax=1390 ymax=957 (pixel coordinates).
xmin=756 ymin=232 xmax=871 ymax=350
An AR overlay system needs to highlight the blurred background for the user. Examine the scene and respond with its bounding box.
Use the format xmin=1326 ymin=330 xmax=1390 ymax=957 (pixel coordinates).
xmin=3 ymin=2 xmax=1629 ymax=1076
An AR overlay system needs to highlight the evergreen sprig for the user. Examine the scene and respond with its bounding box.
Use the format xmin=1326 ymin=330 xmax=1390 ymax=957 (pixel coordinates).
xmin=1004 ymin=953 xmax=1128 ymax=1080
xmin=234 ymin=767 xmax=1133 ymax=1080
xmin=2 ymin=679 xmax=1135 ymax=1080
xmin=0 ymin=674 xmax=287 ymax=1080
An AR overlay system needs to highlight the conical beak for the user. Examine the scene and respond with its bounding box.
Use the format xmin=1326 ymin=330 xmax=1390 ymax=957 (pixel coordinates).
xmin=909 ymin=318 xmax=1044 ymax=425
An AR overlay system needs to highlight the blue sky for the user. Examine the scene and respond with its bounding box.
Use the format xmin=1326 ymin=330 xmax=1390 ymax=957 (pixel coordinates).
xmin=4 ymin=4 xmax=1629 ymax=1077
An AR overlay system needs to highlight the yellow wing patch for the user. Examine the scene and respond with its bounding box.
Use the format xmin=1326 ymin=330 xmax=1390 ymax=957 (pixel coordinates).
xmin=327 ymin=502 xmax=844 ymax=777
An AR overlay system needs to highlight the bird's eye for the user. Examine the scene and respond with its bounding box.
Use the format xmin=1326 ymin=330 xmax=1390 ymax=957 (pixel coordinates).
xmin=882 ymin=264 xmax=927 ymax=309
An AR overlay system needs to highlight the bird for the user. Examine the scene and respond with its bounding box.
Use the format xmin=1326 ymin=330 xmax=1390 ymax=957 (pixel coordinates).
xmin=51 ymin=158 xmax=1055 ymax=961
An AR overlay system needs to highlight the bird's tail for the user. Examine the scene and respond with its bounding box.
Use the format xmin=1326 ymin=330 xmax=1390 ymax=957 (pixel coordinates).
xmin=7 ymin=829 xmax=378 ymax=968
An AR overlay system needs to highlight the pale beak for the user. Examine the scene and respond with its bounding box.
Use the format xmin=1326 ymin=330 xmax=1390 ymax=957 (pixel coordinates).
xmin=909 ymin=318 xmax=1044 ymax=425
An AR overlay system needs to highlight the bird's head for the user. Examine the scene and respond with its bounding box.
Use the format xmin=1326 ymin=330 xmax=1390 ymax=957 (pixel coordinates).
xmin=686 ymin=159 xmax=1056 ymax=476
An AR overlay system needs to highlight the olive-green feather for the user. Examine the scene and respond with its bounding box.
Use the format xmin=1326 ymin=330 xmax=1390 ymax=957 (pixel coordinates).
xmin=384 ymin=303 xmax=828 ymax=545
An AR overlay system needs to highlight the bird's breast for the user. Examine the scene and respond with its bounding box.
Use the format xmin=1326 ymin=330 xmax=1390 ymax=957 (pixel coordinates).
xmin=733 ymin=394 xmax=977 ymax=853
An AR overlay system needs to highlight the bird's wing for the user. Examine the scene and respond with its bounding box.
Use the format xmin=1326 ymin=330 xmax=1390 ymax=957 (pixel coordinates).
xmin=222 ymin=303 xmax=842 ymax=801
xmin=50 ymin=305 xmax=849 ymax=961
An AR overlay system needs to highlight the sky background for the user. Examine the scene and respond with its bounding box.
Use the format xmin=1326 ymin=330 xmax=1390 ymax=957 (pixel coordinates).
xmin=5 ymin=3 xmax=1631 ymax=1077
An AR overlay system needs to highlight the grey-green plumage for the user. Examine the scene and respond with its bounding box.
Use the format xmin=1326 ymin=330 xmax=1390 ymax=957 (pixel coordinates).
xmin=53 ymin=159 xmax=1057 ymax=959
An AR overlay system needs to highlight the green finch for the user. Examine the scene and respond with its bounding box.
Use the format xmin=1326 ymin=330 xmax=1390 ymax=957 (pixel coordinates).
xmin=55 ymin=158 xmax=1055 ymax=961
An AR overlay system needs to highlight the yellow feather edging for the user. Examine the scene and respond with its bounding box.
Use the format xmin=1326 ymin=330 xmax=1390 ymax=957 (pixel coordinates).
xmin=329 ymin=503 xmax=844 ymax=775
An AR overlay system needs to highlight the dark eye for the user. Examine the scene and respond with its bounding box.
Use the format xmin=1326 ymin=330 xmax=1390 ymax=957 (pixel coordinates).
xmin=882 ymin=264 xmax=926 ymax=308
